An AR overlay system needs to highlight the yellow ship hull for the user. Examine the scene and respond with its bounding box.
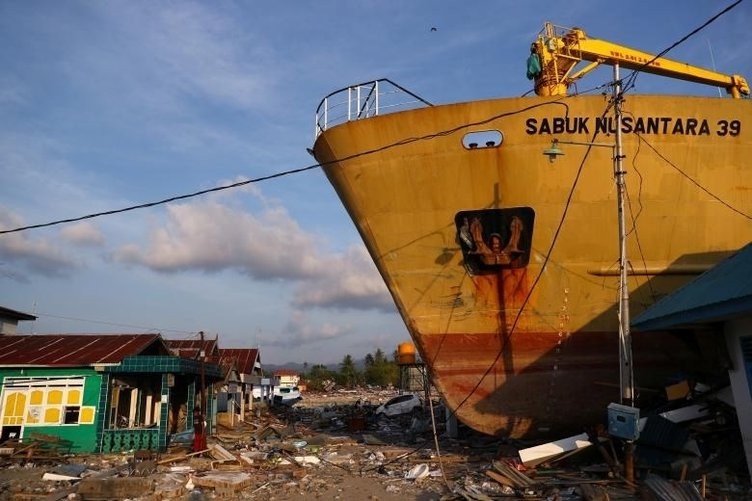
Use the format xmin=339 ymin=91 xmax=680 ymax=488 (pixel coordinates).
xmin=313 ymin=94 xmax=751 ymax=438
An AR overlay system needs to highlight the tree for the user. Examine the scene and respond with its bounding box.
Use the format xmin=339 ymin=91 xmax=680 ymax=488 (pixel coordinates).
xmin=374 ymin=348 xmax=386 ymax=365
xmin=306 ymin=364 xmax=335 ymax=391
xmin=364 ymin=348 xmax=399 ymax=387
xmin=364 ymin=353 xmax=375 ymax=369
xmin=339 ymin=354 xmax=358 ymax=388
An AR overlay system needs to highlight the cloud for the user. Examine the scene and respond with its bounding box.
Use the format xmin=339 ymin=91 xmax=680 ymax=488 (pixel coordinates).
xmin=258 ymin=310 xmax=351 ymax=348
xmin=60 ymin=222 xmax=105 ymax=247
xmin=0 ymin=208 xmax=78 ymax=277
xmin=114 ymin=200 xmax=324 ymax=280
xmin=89 ymin=1 xmax=278 ymax=113
xmin=293 ymin=246 xmax=394 ymax=312
xmin=115 ymin=197 xmax=393 ymax=311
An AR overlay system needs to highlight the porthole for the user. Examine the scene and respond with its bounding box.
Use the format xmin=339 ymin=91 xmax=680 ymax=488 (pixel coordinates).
xmin=462 ymin=130 xmax=503 ymax=150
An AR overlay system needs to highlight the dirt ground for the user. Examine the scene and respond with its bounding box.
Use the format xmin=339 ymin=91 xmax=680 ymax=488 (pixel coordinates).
xmin=259 ymin=470 xmax=445 ymax=500
xmin=0 ymin=464 xmax=447 ymax=501
xmin=2 ymin=388 xmax=751 ymax=500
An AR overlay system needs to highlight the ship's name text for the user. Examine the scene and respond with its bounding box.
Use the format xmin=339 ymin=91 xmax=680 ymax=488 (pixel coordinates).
xmin=525 ymin=117 xmax=741 ymax=136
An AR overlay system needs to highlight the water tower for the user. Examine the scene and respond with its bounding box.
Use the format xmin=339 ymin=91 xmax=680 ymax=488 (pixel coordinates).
xmin=396 ymin=342 xmax=430 ymax=399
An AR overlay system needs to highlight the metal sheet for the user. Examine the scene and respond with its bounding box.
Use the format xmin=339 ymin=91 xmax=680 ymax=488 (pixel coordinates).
xmin=0 ymin=334 xmax=162 ymax=366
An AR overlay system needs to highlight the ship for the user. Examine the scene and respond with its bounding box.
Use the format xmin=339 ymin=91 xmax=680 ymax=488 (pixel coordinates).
xmin=311 ymin=22 xmax=752 ymax=438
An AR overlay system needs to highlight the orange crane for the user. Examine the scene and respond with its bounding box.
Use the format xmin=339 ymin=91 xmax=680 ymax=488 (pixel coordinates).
xmin=528 ymin=22 xmax=749 ymax=98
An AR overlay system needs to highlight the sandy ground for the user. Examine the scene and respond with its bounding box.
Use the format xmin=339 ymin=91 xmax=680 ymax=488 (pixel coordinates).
xmin=0 ymin=464 xmax=449 ymax=501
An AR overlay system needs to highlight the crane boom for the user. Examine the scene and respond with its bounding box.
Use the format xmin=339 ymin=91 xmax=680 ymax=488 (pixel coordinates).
xmin=529 ymin=22 xmax=749 ymax=98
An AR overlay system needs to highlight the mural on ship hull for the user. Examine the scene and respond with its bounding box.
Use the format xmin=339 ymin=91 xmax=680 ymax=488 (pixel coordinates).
xmin=455 ymin=208 xmax=535 ymax=275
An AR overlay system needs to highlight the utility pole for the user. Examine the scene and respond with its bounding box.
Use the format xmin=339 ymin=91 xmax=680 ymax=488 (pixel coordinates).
xmin=613 ymin=63 xmax=636 ymax=485
xmin=199 ymin=331 xmax=206 ymax=416
xmin=613 ymin=63 xmax=634 ymax=408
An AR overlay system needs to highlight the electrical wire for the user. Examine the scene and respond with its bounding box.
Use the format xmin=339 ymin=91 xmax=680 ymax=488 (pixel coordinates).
xmin=2 ymin=7 xmax=747 ymax=429
xmin=0 ymin=166 xmax=319 ymax=235
xmin=635 ymin=133 xmax=752 ymax=220
xmin=622 ymin=133 xmax=659 ymax=303
xmin=30 ymin=311 xmax=197 ymax=335
xmin=0 ymin=98 xmax=576 ymax=236
xmin=449 ymin=111 xmax=611 ymax=418
xmin=449 ymin=2 xmax=750 ymax=418
xmin=622 ymin=0 xmax=745 ymax=94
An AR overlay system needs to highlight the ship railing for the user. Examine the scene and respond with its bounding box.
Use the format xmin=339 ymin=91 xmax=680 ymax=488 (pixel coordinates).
xmin=314 ymin=78 xmax=432 ymax=139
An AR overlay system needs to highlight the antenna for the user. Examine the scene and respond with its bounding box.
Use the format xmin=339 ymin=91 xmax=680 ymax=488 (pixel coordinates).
xmin=706 ymin=38 xmax=723 ymax=98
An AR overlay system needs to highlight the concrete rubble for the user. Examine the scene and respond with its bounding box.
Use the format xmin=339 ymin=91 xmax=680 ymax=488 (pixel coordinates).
xmin=1 ymin=385 xmax=750 ymax=500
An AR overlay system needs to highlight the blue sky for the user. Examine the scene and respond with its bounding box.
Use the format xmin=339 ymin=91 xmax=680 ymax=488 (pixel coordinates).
xmin=2 ymin=1 xmax=750 ymax=365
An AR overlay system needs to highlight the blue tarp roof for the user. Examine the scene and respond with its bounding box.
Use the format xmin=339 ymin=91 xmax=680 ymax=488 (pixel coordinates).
xmin=632 ymin=242 xmax=752 ymax=331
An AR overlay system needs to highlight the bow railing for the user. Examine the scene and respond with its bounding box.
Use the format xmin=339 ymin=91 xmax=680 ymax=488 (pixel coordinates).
xmin=314 ymin=79 xmax=432 ymax=139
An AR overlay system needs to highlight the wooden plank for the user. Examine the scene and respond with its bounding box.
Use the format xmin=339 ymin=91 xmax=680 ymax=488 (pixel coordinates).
xmin=484 ymin=469 xmax=515 ymax=488
xmin=518 ymin=432 xmax=593 ymax=468
xmin=156 ymin=448 xmax=210 ymax=465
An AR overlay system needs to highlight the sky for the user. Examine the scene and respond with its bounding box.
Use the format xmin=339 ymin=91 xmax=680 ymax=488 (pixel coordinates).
xmin=1 ymin=1 xmax=750 ymax=366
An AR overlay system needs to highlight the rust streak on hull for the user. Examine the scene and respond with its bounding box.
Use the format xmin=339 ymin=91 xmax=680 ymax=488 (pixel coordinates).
xmin=420 ymin=329 xmax=723 ymax=438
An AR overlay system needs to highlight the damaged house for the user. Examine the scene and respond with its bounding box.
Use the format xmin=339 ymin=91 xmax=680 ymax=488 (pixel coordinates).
xmin=633 ymin=242 xmax=752 ymax=479
xmin=0 ymin=333 xmax=222 ymax=454
xmin=218 ymin=348 xmax=264 ymax=422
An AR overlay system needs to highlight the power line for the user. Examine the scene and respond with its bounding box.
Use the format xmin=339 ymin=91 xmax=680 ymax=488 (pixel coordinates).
xmin=622 ymin=0 xmax=745 ymax=93
xmin=1 ymin=99 xmax=572 ymax=236
xmin=451 ymin=4 xmax=748 ymax=414
xmin=450 ymin=108 xmax=611 ymax=417
xmin=0 ymin=165 xmax=320 ymax=235
xmin=1 ymin=2 xmax=744 ymax=238
xmin=30 ymin=311 xmax=199 ymax=335
xmin=635 ymin=133 xmax=752 ymax=220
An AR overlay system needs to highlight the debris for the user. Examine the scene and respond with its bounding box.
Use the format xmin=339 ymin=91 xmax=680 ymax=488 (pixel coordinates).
xmin=209 ymin=443 xmax=236 ymax=462
xmin=643 ymin=472 xmax=703 ymax=500
xmin=77 ymin=477 xmax=153 ymax=500
xmin=518 ymin=432 xmax=593 ymax=467
xmin=665 ymin=380 xmax=691 ymax=401
xmin=405 ymin=463 xmax=429 ymax=480
xmin=42 ymin=472 xmax=82 ymax=481
xmin=157 ymin=448 xmax=210 ymax=464
xmin=491 ymin=460 xmax=537 ymax=490
xmin=191 ymin=472 xmax=253 ymax=497
xmin=0 ymin=384 xmax=749 ymax=500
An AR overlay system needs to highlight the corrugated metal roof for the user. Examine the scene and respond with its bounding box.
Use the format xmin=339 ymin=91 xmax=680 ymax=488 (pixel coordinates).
xmin=219 ymin=348 xmax=260 ymax=375
xmin=165 ymin=338 xmax=219 ymax=359
xmin=632 ymin=242 xmax=752 ymax=331
xmin=0 ymin=333 xmax=165 ymax=366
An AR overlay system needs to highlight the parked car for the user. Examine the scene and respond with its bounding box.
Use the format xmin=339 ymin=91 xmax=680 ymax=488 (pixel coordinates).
xmin=375 ymin=393 xmax=422 ymax=417
xmin=273 ymin=386 xmax=302 ymax=406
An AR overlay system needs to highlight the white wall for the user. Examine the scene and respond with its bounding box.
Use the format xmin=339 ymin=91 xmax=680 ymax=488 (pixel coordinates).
xmin=725 ymin=316 xmax=752 ymax=479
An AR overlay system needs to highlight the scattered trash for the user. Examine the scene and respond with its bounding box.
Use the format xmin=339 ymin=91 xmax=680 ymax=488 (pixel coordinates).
xmin=405 ymin=463 xmax=430 ymax=480
xmin=0 ymin=385 xmax=749 ymax=500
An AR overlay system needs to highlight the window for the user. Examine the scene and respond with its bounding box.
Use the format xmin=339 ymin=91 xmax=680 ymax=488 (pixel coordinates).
xmin=0 ymin=377 xmax=86 ymax=427
xmin=63 ymin=406 xmax=81 ymax=425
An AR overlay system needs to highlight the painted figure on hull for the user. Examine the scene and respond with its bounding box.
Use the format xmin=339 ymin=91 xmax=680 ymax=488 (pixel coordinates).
xmin=456 ymin=208 xmax=534 ymax=273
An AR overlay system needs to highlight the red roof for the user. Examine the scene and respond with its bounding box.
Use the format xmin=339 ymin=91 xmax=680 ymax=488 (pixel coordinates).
xmin=274 ymin=368 xmax=300 ymax=376
xmin=165 ymin=338 xmax=219 ymax=360
xmin=219 ymin=348 xmax=260 ymax=375
xmin=0 ymin=334 xmax=165 ymax=366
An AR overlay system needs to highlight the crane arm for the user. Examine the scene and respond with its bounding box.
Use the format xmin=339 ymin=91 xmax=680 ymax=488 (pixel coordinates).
xmin=530 ymin=22 xmax=749 ymax=98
